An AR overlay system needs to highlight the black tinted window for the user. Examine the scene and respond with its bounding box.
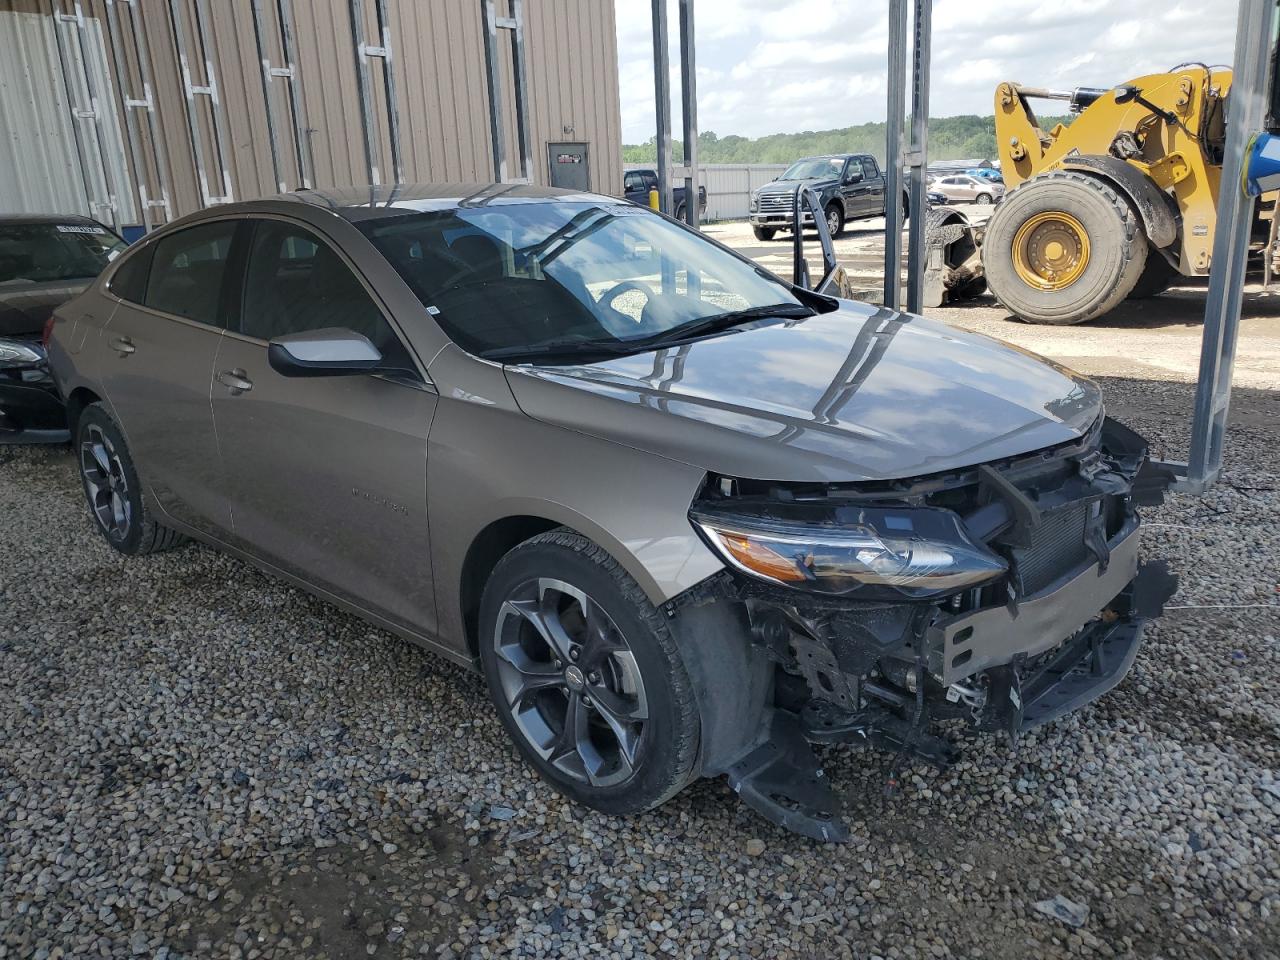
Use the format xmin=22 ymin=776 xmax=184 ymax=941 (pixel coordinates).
xmin=861 ymin=157 xmax=879 ymax=179
xmin=0 ymin=221 xmax=125 ymax=284
xmin=107 ymin=243 xmax=153 ymax=303
xmin=239 ymin=221 xmax=404 ymax=359
xmin=143 ymin=221 xmax=237 ymax=326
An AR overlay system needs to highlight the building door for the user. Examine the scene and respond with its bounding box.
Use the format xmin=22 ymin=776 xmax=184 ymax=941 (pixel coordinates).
xmin=547 ymin=143 xmax=590 ymax=192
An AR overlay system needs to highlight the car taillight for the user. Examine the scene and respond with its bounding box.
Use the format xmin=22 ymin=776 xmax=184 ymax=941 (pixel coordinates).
xmin=42 ymin=315 xmax=56 ymax=348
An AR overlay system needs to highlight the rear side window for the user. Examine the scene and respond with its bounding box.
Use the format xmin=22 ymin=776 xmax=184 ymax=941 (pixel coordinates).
xmin=107 ymin=243 xmax=153 ymax=303
xmin=861 ymin=157 xmax=879 ymax=179
xmin=143 ymin=221 xmax=237 ymax=327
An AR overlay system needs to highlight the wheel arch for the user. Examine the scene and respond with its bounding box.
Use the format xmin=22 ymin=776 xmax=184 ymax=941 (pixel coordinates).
xmin=459 ymin=514 xmax=562 ymax=659
xmin=64 ymin=385 xmax=103 ymax=434
xmin=1056 ymin=154 xmax=1178 ymax=249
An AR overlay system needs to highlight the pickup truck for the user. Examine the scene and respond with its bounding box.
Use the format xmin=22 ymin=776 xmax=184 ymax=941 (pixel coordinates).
xmin=623 ymin=168 xmax=708 ymax=219
xmin=749 ymin=153 xmax=906 ymax=240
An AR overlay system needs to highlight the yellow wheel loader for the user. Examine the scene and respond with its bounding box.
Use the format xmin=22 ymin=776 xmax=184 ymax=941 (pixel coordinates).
xmin=974 ymin=66 xmax=1246 ymax=325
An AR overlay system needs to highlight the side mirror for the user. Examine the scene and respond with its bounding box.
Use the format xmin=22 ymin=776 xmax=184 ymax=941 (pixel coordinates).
xmin=844 ymin=170 xmax=863 ymax=184
xmin=268 ymin=327 xmax=383 ymax=378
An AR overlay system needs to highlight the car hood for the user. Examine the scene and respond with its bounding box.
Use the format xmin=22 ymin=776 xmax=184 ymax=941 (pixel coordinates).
xmin=0 ymin=280 xmax=91 ymax=338
xmin=761 ymin=177 xmax=838 ymax=194
xmin=503 ymin=303 xmax=1103 ymax=483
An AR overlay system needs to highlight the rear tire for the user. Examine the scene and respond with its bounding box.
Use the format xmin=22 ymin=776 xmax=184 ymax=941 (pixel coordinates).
xmin=752 ymin=226 xmax=776 ymax=241
xmin=478 ymin=530 xmax=701 ymax=816
xmin=983 ymin=171 xmax=1147 ymax=325
xmin=75 ymin=403 xmax=186 ymax=555
xmin=1127 ymin=251 xmax=1178 ymax=299
xmin=825 ymin=203 xmax=845 ymax=238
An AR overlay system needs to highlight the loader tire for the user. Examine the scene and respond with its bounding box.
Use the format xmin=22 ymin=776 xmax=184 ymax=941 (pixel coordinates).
xmin=1127 ymin=251 xmax=1178 ymax=299
xmin=983 ymin=171 xmax=1147 ymax=325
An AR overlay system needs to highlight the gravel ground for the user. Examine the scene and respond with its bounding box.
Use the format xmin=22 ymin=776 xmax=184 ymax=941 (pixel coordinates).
xmin=3 ymin=343 xmax=1279 ymax=956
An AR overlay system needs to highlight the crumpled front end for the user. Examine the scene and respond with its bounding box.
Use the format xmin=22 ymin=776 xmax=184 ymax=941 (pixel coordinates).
xmin=669 ymin=416 xmax=1177 ymax=841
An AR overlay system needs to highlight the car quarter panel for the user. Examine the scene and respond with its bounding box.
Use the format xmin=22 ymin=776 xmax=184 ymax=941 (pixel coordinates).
xmin=424 ymin=345 xmax=724 ymax=655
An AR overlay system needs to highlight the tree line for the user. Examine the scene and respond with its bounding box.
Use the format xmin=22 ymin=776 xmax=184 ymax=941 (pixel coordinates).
xmin=621 ymin=114 xmax=1071 ymax=165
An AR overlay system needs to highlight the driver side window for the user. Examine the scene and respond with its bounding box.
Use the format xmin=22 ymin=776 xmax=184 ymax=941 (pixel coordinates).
xmin=239 ymin=220 xmax=410 ymax=368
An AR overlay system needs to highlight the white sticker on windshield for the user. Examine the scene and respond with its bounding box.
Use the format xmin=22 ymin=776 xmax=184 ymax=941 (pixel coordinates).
xmin=56 ymin=224 xmax=107 ymax=235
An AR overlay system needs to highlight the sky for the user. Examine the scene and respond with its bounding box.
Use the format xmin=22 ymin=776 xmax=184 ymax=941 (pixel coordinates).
xmin=614 ymin=0 xmax=1240 ymax=143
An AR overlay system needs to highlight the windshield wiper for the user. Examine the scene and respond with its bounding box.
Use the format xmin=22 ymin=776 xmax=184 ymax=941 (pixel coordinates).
xmin=483 ymin=337 xmax=642 ymax=363
xmin=633 ymin=302 xmax=814 ymax=348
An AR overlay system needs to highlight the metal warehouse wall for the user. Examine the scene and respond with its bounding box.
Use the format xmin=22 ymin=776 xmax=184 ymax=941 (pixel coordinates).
xmin=0 ymin=0 xmax=622 ymax=227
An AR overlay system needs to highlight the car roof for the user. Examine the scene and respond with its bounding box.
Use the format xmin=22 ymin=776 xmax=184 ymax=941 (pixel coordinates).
xmin=280 ymin=182 xmax=620 ymax=223
xmin=0 ymin=212 xmax=111 ymax=227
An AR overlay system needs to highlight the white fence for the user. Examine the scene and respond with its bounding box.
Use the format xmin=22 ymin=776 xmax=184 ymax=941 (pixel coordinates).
xmin=624 ymin=163 xmax=788 ymax=221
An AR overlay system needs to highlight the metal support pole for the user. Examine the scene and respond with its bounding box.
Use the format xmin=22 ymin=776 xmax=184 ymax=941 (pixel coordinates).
xmin=349 ymin=0 xmax=402 ymax=185
xmin=53 ymin=1 xmax=119 ymax=227
xmin=904 ymin=0 xmax=932 ymax=313
xmin=250 ymin=0 xmax=312 ymax=192
xmin=481 ymin=0 xmax=532 ymax=182
xmin=651 ymin=0 xmax=673 ymax=216
xmin=1180 ymin=0 xmax=1277 ymax=491
xmin=105 ymin=0 xmax=173 ymax=227
xmin=883 ymin=0 xmax=908 ymax=309
xmin=170 ymin=0 xmax=234 ymax=205
xmin=678 ymin=0 xmax=699 ymax=229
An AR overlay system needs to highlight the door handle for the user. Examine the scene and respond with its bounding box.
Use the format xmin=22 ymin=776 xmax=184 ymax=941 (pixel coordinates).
xmin=109 ymin=336 xmax=135 ymax=356
xmin=216 ymin=368 xmax=254 ymax=394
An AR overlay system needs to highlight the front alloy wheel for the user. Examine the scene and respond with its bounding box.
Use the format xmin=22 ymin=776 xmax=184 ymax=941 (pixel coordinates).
xmin=493 ymin=577 xmax=649 ymax=787
xmin=479 ymin=530 xmax=701 ymax=815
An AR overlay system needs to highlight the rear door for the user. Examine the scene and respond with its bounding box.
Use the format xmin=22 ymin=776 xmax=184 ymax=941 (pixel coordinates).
xmin=859 ymin=156 xmax=885 ymax=217
xmin=209 ymin=217 xmax=439 ymax=635
xmin=98 ymin=219 xmax=238 ymax=537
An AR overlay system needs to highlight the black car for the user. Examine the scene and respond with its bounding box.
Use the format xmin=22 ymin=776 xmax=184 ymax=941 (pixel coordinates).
xmin=749 ymin=154 xmax=908 ymax=241
xmin=0 ymin=214 xmax=125 ymax=442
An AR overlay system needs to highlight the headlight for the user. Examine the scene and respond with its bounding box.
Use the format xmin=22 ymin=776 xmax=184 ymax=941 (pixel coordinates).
xmin=0 ymin=339 xmax=43 ymax=368
xmin=690 ymin=503 xmax=1007 ymax=598
xmin=749 ymin=192 xmax=758 ymax=211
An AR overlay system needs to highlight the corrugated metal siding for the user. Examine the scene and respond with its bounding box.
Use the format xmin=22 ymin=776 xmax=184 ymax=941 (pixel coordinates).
xmin=2 ymin=0 xmax=622 ymax=225
xmin=0 ymin=6 xmax=134 ymax=222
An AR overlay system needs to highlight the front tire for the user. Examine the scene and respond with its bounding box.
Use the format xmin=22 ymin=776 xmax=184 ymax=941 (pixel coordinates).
xmin=983 ymin=171 xmax=1147 ymax=325
xmin=75 ymin=403 xmax=186 ymax=555
xmin=478 ymin=530 xmax=701 ymax=815
xmin=751 ymin=226 xmax=776 ymax=241
xmin=974 ymin=192 xmax=993 ymax=205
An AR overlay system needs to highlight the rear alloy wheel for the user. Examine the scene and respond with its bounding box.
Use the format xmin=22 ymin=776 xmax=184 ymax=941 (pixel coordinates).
xmin=825 ymin=203 xmax=845 ymax=238
xmin=75 ymin=403 xmax=186 ymax=555
xmin=479 ymin=530 xmax=700 ymax=814
xmin=983 ymin=171 xmax=1147 ymax=325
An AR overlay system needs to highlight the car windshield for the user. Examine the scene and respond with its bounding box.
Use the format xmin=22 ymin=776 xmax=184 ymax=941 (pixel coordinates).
xmin=358 ymin=200 xmax=810 ymax=362
xmin=779 ymin=158 xmax=845 ymax=181
xmin=0 ymin=222 xmax=125 ymax=285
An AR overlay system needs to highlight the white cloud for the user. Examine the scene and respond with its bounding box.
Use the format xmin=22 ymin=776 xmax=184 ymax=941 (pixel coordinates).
xmin=615 ymin=0 xmax=1238 ymax=143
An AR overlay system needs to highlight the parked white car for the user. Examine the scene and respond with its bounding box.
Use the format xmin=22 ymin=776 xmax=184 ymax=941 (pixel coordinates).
xmin=929 ymin=174 xmax=1005 ymax=205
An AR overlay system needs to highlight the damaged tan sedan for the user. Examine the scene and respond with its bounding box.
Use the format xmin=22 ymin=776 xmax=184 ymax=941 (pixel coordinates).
xmin=47 ymin=184 xmax=1174 ymax=840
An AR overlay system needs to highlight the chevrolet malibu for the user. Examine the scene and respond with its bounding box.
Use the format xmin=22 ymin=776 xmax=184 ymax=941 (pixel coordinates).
xmin=47 ymin=184 xmax=1173 ymax=840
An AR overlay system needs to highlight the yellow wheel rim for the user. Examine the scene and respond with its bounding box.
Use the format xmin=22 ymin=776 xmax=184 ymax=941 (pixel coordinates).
xmin=1011 ymin=211 xmax=1090 ymax=290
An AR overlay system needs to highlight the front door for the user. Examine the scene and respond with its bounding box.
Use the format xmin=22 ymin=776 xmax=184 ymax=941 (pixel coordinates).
xmin=98 ymin=219 xmax=237 ymax=537
xmin=210 ymin=218 xmax=439 ymax=635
